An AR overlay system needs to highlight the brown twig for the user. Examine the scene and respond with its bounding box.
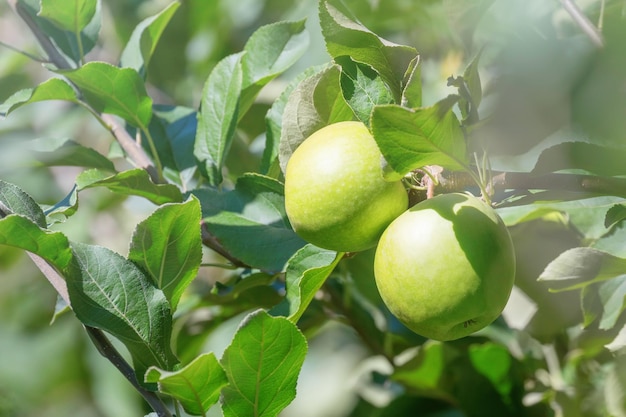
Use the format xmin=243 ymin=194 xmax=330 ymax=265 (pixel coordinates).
xmin=560 ymin=0 xmax=604 ymax=48
xmin=8 ymin=0 xmax=162 ymax=184
xmin=85 ymin=327 xmax=174 ymax=417
xmin=26 ymin=253 xmax=70 ymax=304
xmin=432 ymin=170 xmax=626 ymax=201
xmin=200 ymin=221 xmax=252 ymax=269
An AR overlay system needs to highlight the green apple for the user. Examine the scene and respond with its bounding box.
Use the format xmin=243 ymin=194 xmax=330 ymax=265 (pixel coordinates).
xmin=374 ymin=193 xmax=515 ymax=341
xmin=284 ymin=121 xmax=408 ymax=252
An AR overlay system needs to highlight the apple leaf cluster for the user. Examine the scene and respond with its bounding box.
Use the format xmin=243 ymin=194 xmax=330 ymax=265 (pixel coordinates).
xmin=1 ymin=0 xmax=626 ymax=416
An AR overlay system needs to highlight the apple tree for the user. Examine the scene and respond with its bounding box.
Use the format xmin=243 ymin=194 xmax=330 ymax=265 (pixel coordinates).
xmin=0 ymin=0 xmax=625 ymax=416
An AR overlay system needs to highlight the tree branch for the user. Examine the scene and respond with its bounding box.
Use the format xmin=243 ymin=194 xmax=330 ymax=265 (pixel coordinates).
xmin=560 ymin=0 xmax=604 ymax=48
xmin=8 ymin=0 xmax=162 ymax=184
xmin=200 ymin=221 xmax=252 ymax=270
xmin=23 ymin=254 xmax=174 ymax=416
xmin=433 ymin=170 xmax=626 ymax=200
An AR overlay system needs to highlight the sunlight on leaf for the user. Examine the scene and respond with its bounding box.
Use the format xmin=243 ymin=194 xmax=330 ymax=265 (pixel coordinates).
xmin=193 ymin=52 xmax=244 ymax=186
xmin=0 ymin=78 xmax=78 ymax=117
xmin=371 ymin=96 xmax=467 ymax=178
xmin=146 ymin=352 xmax=228 ymax=416
xmin=270 ymin=244 xmax=343 ymax=323
xmin=56 ymin=62 xmax=153 ymax=128
xmin=38 ymin=0 xmax=97 ymax=33
xmin=0 ymin=214 xmax=72 ymax=270
xmin=220 ymin=310 xmax=307 ymax=417
xmin=129 ymin=196 xmax=202 ymax=311
xmin=76 ymin=168 xmax=182 ymax=205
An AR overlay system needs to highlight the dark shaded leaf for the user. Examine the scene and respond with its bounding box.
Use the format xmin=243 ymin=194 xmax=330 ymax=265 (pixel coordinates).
xmin=319 ymin=0 xmax=417 ymax=100
xmin=193 ymin=173 xmax=306 ymax=273
xmin=606 ymin=204 xmax=626 ymax=229
xmin=119 ymin=2 xmax=180 ymax=78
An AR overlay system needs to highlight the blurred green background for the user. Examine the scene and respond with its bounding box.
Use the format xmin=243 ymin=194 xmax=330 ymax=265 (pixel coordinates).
xmin=0 ymin=0 xmax=615 ymax=416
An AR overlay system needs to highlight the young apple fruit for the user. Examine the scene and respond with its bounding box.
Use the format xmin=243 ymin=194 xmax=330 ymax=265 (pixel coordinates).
xmin=284 ymin=121 xmax=408 ymax=252
xmin=374 ymin=193 xmax=515 ymax=341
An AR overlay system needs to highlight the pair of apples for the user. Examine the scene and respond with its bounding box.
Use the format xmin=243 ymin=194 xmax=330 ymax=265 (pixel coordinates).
xmin=284 ymin=122 xmax=515 ymax=341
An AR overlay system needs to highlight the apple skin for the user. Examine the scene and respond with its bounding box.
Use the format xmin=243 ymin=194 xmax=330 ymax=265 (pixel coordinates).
xmin=284 ymin=121 xmax=408 ymax=252
xmin=374 ymin=193 xmax=515 ymax=341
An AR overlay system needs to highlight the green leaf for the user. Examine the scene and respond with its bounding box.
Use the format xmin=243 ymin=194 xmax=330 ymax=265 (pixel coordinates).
xmin=497 ymin=196 xmax=620 ymax=240
xmin=193 ymin=52 xmax=244 ymax=186
xmin=401 ymin=56 xmax=422 ymax=108
xmin=119 ymin=1 xmax=181 ymax=78
xmin=0 ymin=78 xmax=78 ymax=116
xmin=270 ymin=244 xmax=343 ymax=323
xmin=205 ymin=273 xmax=278 ymax=305
xmin=370 ymin=96 xmax=467 ymax=178
xmin=319 ymin=0 xmax=417 ymax=100
xmin=142 ymin=105 xmax=198 ymax=175
xmin=240 ymin=19 xmax=309 ymax=113
xmin=0 ymin=214 xmax=72 ymax=270
xmin=128 ymin=196 xmax=202 ymax=311
xmin=18 ymin=0 xmax=100 ymax=64
xmin=336 ymin=56 xmax=394 ymax=126
xmin=38 ymin=0 xmax=97 ymax=33
xmin=220 ymin=310 xmax=307 ymax=417
xmin=533 ymin=142 xmax=626 ymax=176
xmin=261 ymin=65 xmax=324 ymax=177
xmin=278 ymin=64 xmax=354 ymax=172
xmin=538 ymin=247 xmax=626 ymax=292
xmin=606 ymin=325 xmax=626 ymax=353
xmin=606 ymin=204 xmax=626 ymax=229
xmin=193 ymin=173 xmax=306 ymax=273
xmin=391 ymin=341 xmax=453 ymax=400
xmin=468 ymin=343 xmax=513 ymax=400
xmin=66 ymin=242 xmax=178 ymax=382
xmin=581 ymin=276 xmax=626 ymax=330
xmin=44 ymin=185 xmax=79 ymax=224
xmin=56 ymin=62 xmax=153 ymax=128
xmin=145 ymin=352 xmax=228 ymax=416
xmin=449 ymin=51 xmax=483 ymax=124
xmin=0 ymin=180 xmax=47 ymax=227
xmin=29 ymin=137 xmax=115 ymax=170
xmin=76 ymin=168 xmax=183 ymax=205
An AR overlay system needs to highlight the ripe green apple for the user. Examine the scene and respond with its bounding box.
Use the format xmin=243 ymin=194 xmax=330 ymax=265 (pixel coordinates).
xmin=374 ymin=193 xmax=515 ymax=341
xmin=284 ymin=121 xmax=408 ymax=252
